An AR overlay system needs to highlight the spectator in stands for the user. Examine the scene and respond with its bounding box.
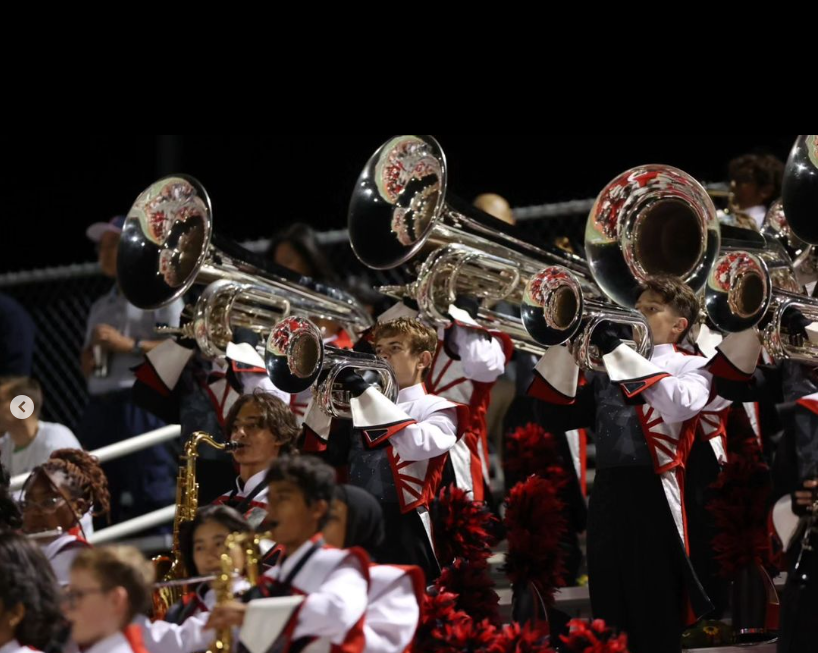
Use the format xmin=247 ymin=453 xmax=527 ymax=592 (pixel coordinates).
xmin=0 ymin=292 xmax=36 ymax=377
xmin=77 ymin=216 xmax=183 ymax=526
xmin=727 ymin=153 xmax=784 ymax=230
xmin=0 ymin=376 xmax=81 ymax=478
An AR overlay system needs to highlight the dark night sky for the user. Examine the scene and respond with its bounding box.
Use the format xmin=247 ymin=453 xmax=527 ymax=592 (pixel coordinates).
xmin=0 ymin=134 xmax=796 ymax=274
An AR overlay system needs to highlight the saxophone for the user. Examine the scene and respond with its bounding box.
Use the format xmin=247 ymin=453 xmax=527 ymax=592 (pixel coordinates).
xmin=152 ymin=431 xmax=238 ymax=619
xmin=207 ymin=531 xmax=273 ymax=653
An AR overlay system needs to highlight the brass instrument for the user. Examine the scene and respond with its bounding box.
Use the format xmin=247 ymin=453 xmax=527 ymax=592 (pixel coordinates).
xmin=207 ymin=531 xmax=273 ymax=653
xmin=348 ymin=134 xmax=593 ymax=356
xmin=782 ymin=135 xmax=818 ymax=245
xmin=521 ymin=265 xmax=653 ymax=370
xmin=118 ymin=175 xmax=373 ymax=359
xmin=584 ymin=164 xmax=721 ymax=309
xmin=761 ymin=289 xmax=818 ymax=365
xmin=763 ymin=200 xmax=818 ymax=287
xmin=266 ymin=317 xmax=397 ymax=418
xmin=702 ymin=221 xmax=818 ymax=364
xmin=152 ymin=432 xmax=238 ymax=619
xmin=521 ymin=163 xmax=723 ymax=368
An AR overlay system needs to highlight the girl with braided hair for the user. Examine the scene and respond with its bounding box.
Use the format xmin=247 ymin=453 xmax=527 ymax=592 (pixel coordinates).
xmin=20 ymin=448 xmax=110 ymax=584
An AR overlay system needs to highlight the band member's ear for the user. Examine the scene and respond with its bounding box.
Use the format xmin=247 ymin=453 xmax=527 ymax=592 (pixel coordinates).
xmin=311 ymin=499 xmax=330 ymax=526
xmin=674 ymin=316 xmax=689 ymax=337
xmin=73 ymin=497 xmax=90 ymax=519
xmin=6 ymin=602 xmax=24 ymax=630
xmin=109 ymin=586 xmax=130 ymax=619
xmin=417 ymin=350 xmax=432 ymax=372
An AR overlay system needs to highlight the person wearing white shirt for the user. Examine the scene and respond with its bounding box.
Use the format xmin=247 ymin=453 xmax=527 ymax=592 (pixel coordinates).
xmin=64 ymin=546 xmax=156 ymax=653
xmin=20 ymin=449 xmax=110 ymax=585
xmin=301 ymin=317 xmax=466 ymax=581
xmin=212 ymin=393 xmax=301 ymax=529
xmin=530 ymin=276 xmax=730 ymax=653
xmin=206 ymin=456 xmax=370 ymax=653
xmin=0 ymin=377 xmax=81 ymax=478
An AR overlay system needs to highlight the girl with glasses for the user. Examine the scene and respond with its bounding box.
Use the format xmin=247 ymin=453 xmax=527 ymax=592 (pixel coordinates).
xmin=20 ymin=449 xmax=110 ymax=584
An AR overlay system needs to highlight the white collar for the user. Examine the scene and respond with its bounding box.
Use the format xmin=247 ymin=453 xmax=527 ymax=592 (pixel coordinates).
xmin=236 ymin=468 xmax=268 ymax=496
xmin=744 ymin=205 xmax=767 ymax=228
xmin=82 ymin=631 xmax=131 ymax=653
xmin=650 ymin=343 xmax=677 ymax=360
xmin=279 ymin=535 xmax=323 ymax=581
xmin=40 ymin=532 xmax=79 ymax=560
xmin=397 ymin=383 xmax=427 ymax=403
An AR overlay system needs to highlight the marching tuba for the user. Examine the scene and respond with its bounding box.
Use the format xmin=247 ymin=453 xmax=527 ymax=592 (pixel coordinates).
xmin=118 ymin=175 xmax=373 ymax=358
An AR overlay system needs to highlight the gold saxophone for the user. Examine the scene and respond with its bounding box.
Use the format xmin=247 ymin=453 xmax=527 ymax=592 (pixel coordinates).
xmin=152 ymin=431 xmax=238 ymax=619
xmin=207 ymin=531 xmax=273 ymax=653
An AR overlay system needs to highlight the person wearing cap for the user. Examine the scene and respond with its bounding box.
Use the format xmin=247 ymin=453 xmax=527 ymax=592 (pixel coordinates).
xmin=76 ymin=216 xmax=184 ymax=525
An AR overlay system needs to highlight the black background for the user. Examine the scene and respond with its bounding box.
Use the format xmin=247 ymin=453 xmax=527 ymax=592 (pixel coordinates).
xmin=0 ymin=134 xmax=796 ymax=273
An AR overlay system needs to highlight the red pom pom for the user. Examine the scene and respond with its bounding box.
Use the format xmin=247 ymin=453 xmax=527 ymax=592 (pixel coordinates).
xmin=707 ymin=407 xmax=780 ymax=579
xmin=560 ymin=618 xmax=630 ymax=652
xmin=504 ymin=423 xmax=565 ymax=487
xmin=432 ymin=484 xmax=501 ymax=626
xmin=503 ymin=475 xmax=568 ymax=605
xmin=487 ymin=622 xmax=555 ymax=653
xmin=434 ymin=558 xmax=501 ymax=626
xmin=435 ymin=483 xmax=500 ymax=567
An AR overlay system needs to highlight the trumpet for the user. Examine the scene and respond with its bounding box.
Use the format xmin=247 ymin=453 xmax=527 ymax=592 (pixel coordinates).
xmin=703 ymin=245 xmax=775 ymax=334
xmin=521 ymin=266 xmax=653 ymax=370
xmin=702 ymin=220 xmax=818 ymax=364
xmin=760 ymin=290 xmax=818 ymax=365
xmin=266 ymin=317 xmax=398 ymax=418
